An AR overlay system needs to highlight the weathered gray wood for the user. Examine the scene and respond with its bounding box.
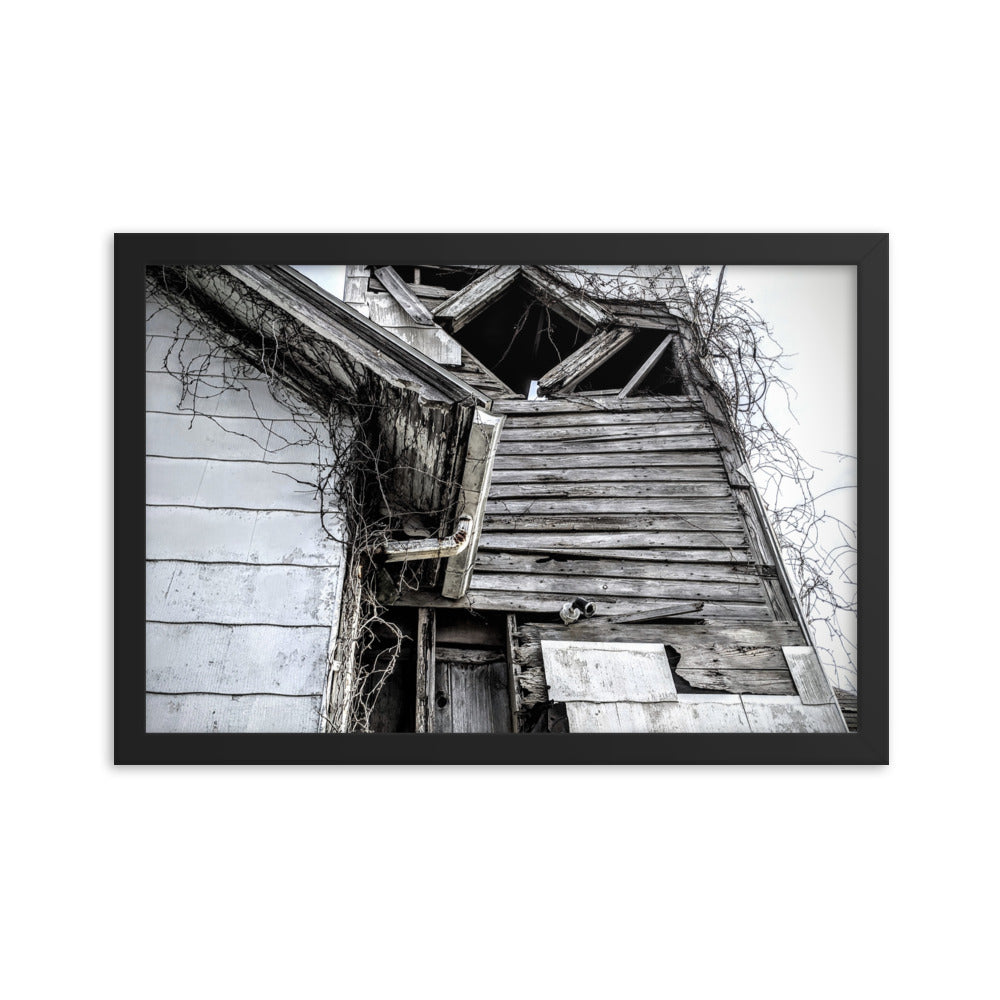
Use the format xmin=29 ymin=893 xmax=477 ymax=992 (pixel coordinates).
xmin=461 ymin=591 xmax=775 ymax=620
xmin=516 ymin=621 xmax=801 ymax=696
xmin=435 ymin=647 xmax=508 ymax=665
xmin=565 ymin=696 xmax=750 ymax=733
xmin=491 ymin=395 xmax=700 ymax=415
xmin=220 ymin=265 xmax=485 ymax=405
xmin=602 ymin=603 xmax=705 ymax=623
xmin=485 ymin=497 xmax=737 ymax=516
xmin=146 ymin=561 xmax=341 ymax=626
xmin=477 ymin=530 xmax=749 ymax=552
xmin=490 ymin=466 xmax=728 ymax=485
xmin=506 ymin=614 xmax=520 ymax=732
xmin=782 ymin=646 xmax=836 ymax=705
xmin=500 ymin=407 xmax=705 ymax=429
xmin=619 ymin=333 xmax=674 ymax=399
xmin=374 ymin=266 xmax=437 ymax=325
xmin=492 ymin=450 xmax=723 ymax=470
xmin=741 ymin=696 xmax=849 ymax=733
xmin=146 ymin=507 xmax=341 ymax=565
xmin=146 ymin=622 xmax=329 ymax=696
xmin=498 ymin=420 xmax=711 ymax=442
xmin=146 ymin=693 xmax=322 ymax=733
xmin=367 ymin=292 xmax=463 ymax=366
xmin=471 ymin=551 xmax=757 ymax=584
xmin=497 ymin=433 xmax=719 ymax=455
xmin=536 ymin=327 xmax=635 ymax=395
xmin=488 ymin=481 xmax=732 ymax=501
xmin=416 ymin=609 xmax=434 ymax=733
xmin=482 ymin=515 xmax=746 ymax=536
xmin=479 ymin=544 xmax=748 ymax=564
xmin=519 ymin=265 xmax=614 ymax=333
xmin=433 ymin=264 xmax=521 ymax=332
xmin=471 ymin=570 xmax=766 ymax=604
xmin=442 ymin=408 xmax=505 ymax=598
xmin=541 ymin=640 xmax=678 ymax=703
xmin=433 ymin=654 xmax=511 ymax=733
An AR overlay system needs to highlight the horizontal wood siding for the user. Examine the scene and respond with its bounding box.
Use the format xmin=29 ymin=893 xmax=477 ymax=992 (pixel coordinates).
xmin=145 ymin=301 xmax=345 ymax=732
xmin=465 ymin=399 xmax=774 ymax=620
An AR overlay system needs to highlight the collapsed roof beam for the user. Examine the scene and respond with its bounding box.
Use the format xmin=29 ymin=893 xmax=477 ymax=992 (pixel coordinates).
xmin=535 ymin=327 xmax=636 ymax=396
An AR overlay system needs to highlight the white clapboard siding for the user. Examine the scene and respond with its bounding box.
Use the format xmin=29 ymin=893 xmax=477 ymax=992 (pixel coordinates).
xmin=741 ymin=696 xmax=849 ymax=733
xmin=147 ymin=558 xmax=340 ymax=627
xmin=146 ymin=693 xmax=322 ymax=733
xmin=146 ymin=369 xmax=304 ymax=422
xmin=565 ymin=695 xmax=751 ymax=733
xmin=145 ymin=507 xmax=342 ymax=565
xmin=541 ymin=641 xmax=678 ymax=703
xmin=146 ymin=623 xmax=330 ymax=695
xmin=146 ymin=458 xmax=335 ymax=512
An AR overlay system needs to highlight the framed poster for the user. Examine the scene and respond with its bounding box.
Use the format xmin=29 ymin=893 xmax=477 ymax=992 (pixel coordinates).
xmin=116 ymin=233 xmax=887 ymax=763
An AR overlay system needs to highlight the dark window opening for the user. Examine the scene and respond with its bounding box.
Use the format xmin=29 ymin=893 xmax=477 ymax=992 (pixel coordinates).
xmin=451 ymin=285 xmax=589 ymax=396
xmin=575 ymin=333 xmax=685 ymax=395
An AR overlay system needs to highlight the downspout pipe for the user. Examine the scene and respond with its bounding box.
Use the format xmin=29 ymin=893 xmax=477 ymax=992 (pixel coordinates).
xmin=380 ymin=515 xmax=474 ymax=564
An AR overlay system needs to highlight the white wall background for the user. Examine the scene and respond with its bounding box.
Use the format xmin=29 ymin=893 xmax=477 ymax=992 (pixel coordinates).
xmin=4 ymin=4 xmax=992 ymax=1000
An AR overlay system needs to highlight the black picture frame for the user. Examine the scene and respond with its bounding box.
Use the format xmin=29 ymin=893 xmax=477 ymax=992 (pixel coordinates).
xmin=116 ymin=233 xmax=888 ymax=764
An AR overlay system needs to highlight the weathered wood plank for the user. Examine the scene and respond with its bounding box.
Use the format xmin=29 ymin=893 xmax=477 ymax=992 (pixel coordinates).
xmin=492 ymin=450 xmax=724 ymax=470
xmin=500 ymin=407 xmax=705 ymax=429
xmin=146 ymin=692 xmax=322 ymax=733
xmin=536 ymin=327 xmax=636 ymax=396
xmin=489 ymin=466 xmax=727 ymax=485
xmin=741 ymin=696 xmax=848 ymax=733
xmin=619 ymin=333 xmax=674 ymax=399
xmin=477 ymin=530 xmax=749 ymax=552
xmin=471 ymin=551 xmax=758 ymax=583
xmin=146 ymin=561 xmax=341 ymax=627
xmin=782 ymin=646 xmax=836 ymax=705
xmin=491 ymin=395 xmax=700 ymax=415
xmin=488 ymin=481 xmax=732 ymax=501
xmin=602 ymin=603 xmax=705 ymax=623
xmin=498 ymin=421 xmax=712 ymax=442
xmin=482 ymin=514 xmax=745 ymax=535
xmin=415 ymin=609 xmax=434 ymax=733
xmin=506 ymin=614 xmax=520 ymax=732
xmin=146 ymin=507 xmax=341 ymax=565
xmin=439 ymin=658 xmax=511 ymax=733
xmin=471 ymin=571 xmax=766 ymax=604
xmin=478 ymin=544 xmax=749 ymax=564
xmin=374 ymin=266 xmax=438 ymax=325
xmin=442 ymin=408 xmax=505 ymax=598
xmin=541 ymin=640 xmax=678 ymax=703
xmin=367 ymin=293 xmax=464 ymax=366
xmin=497 ymin=433 xmax=720 ymax=454
xmin=433 ymin=264 xmax=521 ymax=332
xmin=146 ymin=622 xmax=329 ymax=696
xmin=520 ymin=265 xmax=614 ymax=333
xmin=485 ymin=497 xmax=737 ymax=516
xmin=462 ymin=592 xmax=775 ymax=620
xmin=565 ymin=696 xmax=750 ymax=733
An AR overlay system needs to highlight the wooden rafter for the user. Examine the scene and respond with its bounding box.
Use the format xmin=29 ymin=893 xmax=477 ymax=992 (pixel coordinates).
xmin=618 ymin=333 xmax=674 ymax=399
xmin=432 ymin=264 xmax=521 ymax=332
xmin=520 ymin=266 xmax=613 ymax=334
xmin=535 ymin=327 xmax=635 ymax=396
xmin=374 ymin=265 xmax=437 ymax=325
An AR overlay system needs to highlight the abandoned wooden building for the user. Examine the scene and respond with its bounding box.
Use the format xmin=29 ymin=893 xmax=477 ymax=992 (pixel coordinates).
xmin=145 ymin=263 xmax=849 ymax=734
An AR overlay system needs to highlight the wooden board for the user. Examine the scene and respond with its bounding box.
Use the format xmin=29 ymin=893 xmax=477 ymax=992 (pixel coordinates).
xmin=499 ymin=407 xmax=704 ymax=429
xmin=477 ymin=530 xmax=749 ymax=553
xmin=492 ymin=450 xmax=723 ymax=471
xmin=565 ymin=695 xmax=751 ymax=733
xmin=497 ymin=421 xmax=712 ymax=442
xmin=471 ymin=570 xmax=766 ymax=604
xmin=433 ymin=655 xmax=511 ymax=733
xmin=146 ymin=693 xmax=322 ymax=733
xmin=496 ymin=433 xmax=719 ymax=455
xmin=489 ymin=466 xmax=727 ymax=485
xmin=782 ymin=646 xmax=836 ymax=704
xmin=741 ymin=696 xmax=849 ymax=733
xmin=536 ymin=327 xmax=636 ymax=395
xmin=484 ymin=497 xmax=738 ymax=516
xmin=541 ymin=640 xmax=678 ymax=703
xmin=481 ymin=519 xmax=748 ymax=542
xmin=146 ymin=622 xmax=329 ymax=696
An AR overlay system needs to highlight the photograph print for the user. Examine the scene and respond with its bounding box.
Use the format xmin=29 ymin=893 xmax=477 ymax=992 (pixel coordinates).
xmin=141 ymin=253 xmax=861 ymax=739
